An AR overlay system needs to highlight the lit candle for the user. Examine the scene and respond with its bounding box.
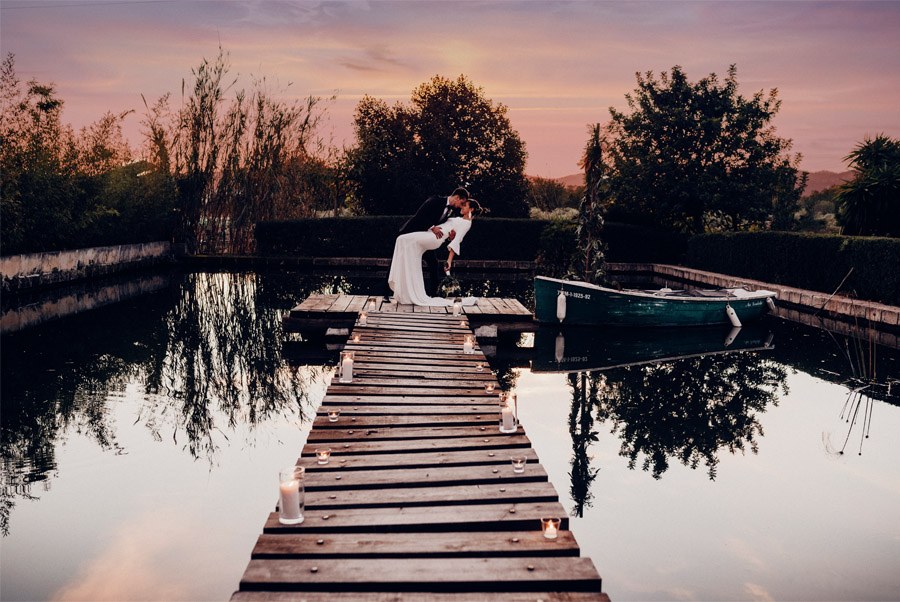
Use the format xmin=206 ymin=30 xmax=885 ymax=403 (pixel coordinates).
xmin=459 ymin=320 xmax=466 ymax=328
xmin=453 ymin=299 xmax=462 ymax=317
xmin=352 ymin=333 xmax=361 ymax=343
xmin=340 ymin=351 xmax=354 ymax=383
xmin=462 ymin=334 xmax=474 ymax=354
xmin=327 ymin=409 xmax=341 ymax=422
xmin=278 ymin=467 xmax=305 ymax=525
xmin=541 ymin=517 xmax=560 ymax=539
xmin=484 ymin=382 xmax=495 ymax=394
xmin=476 ymin=362 xmax=484 ymax=372
xmin=358 ymin=312 xmax=367 ymax=326
xmin=499 ymin=392 xmax=516 ymax=433
xmin=367 ymin=298 xmax=377 ymax=311
xmin=316 ymin=448 xmax=331 ymax=465
xmin=510 ymin=455 xmax=527 ymax=473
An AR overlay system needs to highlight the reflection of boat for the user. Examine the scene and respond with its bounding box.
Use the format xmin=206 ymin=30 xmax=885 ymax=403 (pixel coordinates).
xmin=534 ymin=276 xmax=777 ymax=327
xmin=531 ymin=323 xmax=774 ymax=373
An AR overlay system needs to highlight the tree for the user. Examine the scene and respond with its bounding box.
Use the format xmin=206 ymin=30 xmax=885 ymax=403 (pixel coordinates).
xmin=142 ymin=47 xmax=331 ymax=253
xmin=526 ymin=176 xmax=578 ymax=212
xmin=835 ymin=134 xmax=900 ymax=237
xmin=603 ymin=65 xmax=805 ymax=234
xmin=576 ymin=124 xmax=606 ymax=283
xmin=348 ymin=75 xmax=529 ymax=217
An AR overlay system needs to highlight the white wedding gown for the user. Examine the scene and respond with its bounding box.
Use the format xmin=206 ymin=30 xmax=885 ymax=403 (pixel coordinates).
xmin=387 ymin=216 xmax=478 ymax=306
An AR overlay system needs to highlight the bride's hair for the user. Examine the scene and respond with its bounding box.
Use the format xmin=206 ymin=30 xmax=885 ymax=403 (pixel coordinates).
xmin=466 ymin=198 xmax=485 ymax=216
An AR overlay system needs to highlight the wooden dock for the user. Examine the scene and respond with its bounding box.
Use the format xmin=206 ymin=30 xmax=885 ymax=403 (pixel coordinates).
xmin=283 ymin=294 xmax=534 ymax=338
xmin=233 ymin=310 xmax=608 ymax=601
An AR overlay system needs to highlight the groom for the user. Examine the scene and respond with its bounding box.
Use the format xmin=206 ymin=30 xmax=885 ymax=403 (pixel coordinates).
xmin=393 ymin=187 xmax=469 ymax=297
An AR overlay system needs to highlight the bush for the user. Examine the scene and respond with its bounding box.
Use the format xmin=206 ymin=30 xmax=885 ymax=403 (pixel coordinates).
xmin=686 ymin=232 xmax=900 ymax=305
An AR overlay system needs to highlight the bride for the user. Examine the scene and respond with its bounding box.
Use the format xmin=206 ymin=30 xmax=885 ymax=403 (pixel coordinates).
xmin=388 ymin=198 xmax=482 ymax=306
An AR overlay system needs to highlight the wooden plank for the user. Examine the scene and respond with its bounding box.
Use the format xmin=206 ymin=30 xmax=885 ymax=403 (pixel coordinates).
xmin=239 ymin=557 xmax=600 ymax=591
xmin=320 ymin=395 xmax=498 ymax=407
xmin=352 ymin=372 xmax=494 ymax=382
xmin=311 ymin=414 xmax=497 ymax=430
xmin=298 ymin=448 xmax=538 ymax=472
xmin=299 ymin=434 xmax=532 ymax=456
xmin=330 ymin=377 xmax=493 ymax=387
xmin=306 ymin=425 xmax=524 ymax=444
xmin=322 ymin=386 xmax=494 ymax=397
xmin=235 ymin=592 xmax=608 ymax=602
xmin=297 ymin=463 xmax=548 ymax=492
xmin=315 ymin=405 xmax=498 ymax=417
xmin=232 ymin=592 xmax=609 ymax=602
xmin=251 ymin=529 xmax=577 ymax=559
xmin=299 ymin=481 xmax=558 ymax=511
xmin=351 ymin=356 xmax=486 ymax=368
xmin=345 ymin=295 xmax=368 ymax=314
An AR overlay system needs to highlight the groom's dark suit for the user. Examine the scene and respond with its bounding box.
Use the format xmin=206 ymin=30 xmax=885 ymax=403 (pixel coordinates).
xmin=397 ymin=195 xmax=457 ymax=297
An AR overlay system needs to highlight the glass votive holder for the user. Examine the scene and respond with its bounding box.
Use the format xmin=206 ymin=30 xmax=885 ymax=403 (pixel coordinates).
xmin=462 ymin=334 xmax=475 ymax=354
xmin=453 ymin=298 xmax=462 ymax=317
xmin=476 ymin=362 xmax=484 ymax=372
xmin=510 ymin=455 xmax=527 ymax=473
xmin=352 ymin=333 xmax=361 ymax=343
xmin=484 ymin=382 xmax=495 ymax=394
xmin=541 ymin=517 xmax=560 ymax=540
xmin=278 ymin=466 xmax=305 ymax=525
xmin=459 ymin=320 xmax=466 ymax=328
xmin=358 ymin=311 xmax=368 ymax=326
xmin=316 ymin=448 xmax=332 ymax=465
xmin=327 ymin=409 xmax=341 ymax=422
xmin=339 ymin=350 xmax=354 ymax=383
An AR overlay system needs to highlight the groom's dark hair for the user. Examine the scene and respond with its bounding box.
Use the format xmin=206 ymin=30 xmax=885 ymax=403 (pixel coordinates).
xmin=451 ymin=187 xmax=469 ymax=199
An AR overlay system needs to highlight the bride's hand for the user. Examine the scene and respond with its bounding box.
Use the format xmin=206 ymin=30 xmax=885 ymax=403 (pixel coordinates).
xmin=431 ymin=226 xmax=444 ymax=239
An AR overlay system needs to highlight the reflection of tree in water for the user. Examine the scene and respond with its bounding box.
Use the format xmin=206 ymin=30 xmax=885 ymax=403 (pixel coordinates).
xmin=0 ymin=272 xmax=327 ymax=535
xmin=138 ymin=272 xmax=323 ymax=460
xmin=567 ymin=372 xmax=602 ymax=517
xmin=597 ymin=351 xmax=788 ymax=480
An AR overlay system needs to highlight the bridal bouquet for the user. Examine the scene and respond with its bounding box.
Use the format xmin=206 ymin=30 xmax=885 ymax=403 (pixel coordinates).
xmin=438 ymin=270 xmax=462 ymax=298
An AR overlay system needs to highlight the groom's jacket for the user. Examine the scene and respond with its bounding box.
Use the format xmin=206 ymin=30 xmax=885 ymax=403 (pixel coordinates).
xmin=398 ymin=195 xmax=454 ymax=236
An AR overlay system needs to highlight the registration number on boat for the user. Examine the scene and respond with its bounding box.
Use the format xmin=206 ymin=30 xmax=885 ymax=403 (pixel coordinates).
xmin=563 ymin=290 xmax=591 ymax=300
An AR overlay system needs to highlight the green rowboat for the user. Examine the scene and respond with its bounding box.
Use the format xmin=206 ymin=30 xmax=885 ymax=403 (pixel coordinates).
xmin=534 ymin=275 xmax=777 ymax=327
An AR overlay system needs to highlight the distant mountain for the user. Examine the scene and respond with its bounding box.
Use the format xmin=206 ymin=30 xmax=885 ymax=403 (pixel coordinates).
xmin=803 ymin=170 xmax=853 ymax=195
xmin=543 ymin=170 xmax=853 ymax=197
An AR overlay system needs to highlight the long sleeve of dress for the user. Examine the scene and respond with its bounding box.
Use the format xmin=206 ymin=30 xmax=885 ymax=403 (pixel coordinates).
xmin=444 ymin=218 xmax=471 ymax=255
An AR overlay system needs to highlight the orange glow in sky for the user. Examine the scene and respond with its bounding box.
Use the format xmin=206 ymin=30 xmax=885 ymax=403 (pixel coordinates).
xmin=2 ymin=0 xmax=898 ymax=177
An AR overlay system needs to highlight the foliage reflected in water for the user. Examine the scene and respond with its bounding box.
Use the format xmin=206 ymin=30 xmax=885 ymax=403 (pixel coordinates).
xmin=0 ymin=272 xmax=327 ymax=536
xmin=563 ymin=349 xmax=788 ymax=514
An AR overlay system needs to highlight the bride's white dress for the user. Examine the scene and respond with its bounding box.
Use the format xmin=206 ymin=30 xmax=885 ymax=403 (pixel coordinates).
xmin=388 ymin=216 xmax=478 ymax=306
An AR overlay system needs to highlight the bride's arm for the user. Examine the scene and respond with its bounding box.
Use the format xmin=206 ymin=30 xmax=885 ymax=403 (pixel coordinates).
xmin=444 ymin=249 xmax=457 ymax=273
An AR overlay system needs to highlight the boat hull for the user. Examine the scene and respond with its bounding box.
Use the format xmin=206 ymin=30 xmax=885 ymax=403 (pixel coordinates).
xmin=534 ymin=276 xmax=775 ymax=327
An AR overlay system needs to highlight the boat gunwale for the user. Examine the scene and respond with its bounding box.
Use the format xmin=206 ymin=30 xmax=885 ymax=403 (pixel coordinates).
xmin=534 ymin=275 xmax=777 ymax=303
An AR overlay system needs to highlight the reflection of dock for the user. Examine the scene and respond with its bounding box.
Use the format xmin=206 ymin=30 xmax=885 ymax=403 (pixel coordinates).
xmin=284 ymin=294 xmax=534 ymax=339
xmin=233 ymin=311 xmax=608 ymax=600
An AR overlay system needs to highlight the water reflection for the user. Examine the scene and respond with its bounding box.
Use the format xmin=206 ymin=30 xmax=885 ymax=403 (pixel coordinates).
xmin=0 ymin=272 xmax=326 ymax=536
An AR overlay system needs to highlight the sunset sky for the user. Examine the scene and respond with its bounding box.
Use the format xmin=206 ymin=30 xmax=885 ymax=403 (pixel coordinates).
xmin=2 ymin=0 xmax=898 ymax=178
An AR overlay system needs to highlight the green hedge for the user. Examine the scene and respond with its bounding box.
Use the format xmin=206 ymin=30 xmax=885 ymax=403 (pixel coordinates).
xmin=256 ymin=218 xmax=686 ymax=263
xmin=686 ymin=232 xmax=900 ymax=306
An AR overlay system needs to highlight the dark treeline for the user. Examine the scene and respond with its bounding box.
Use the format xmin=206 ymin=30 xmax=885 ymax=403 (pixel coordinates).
xmin=2 ymin=52 xmax=897 ymax=258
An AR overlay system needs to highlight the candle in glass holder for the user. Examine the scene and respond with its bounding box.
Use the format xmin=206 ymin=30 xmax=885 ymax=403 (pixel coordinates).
xmin=459 ymin=320 xmax=466 ymax=328
xmin=278 ymin=466 xmax=305 ymax=525
xmin=510 ymin=455 xmax=527 ymax=473
xmin=340 ymin=351 xmax=354 ymax=383
xmin=476 ymin=362 xmax=484 ymax=372
xmin=352 ymin=333 xmax=361 ymax=343
xmin=452 ymin=299 xmax=462 ymax=317
xmin=316 ymin=448 xmax=332 ymax=465
xmin=541 ymin=517 xmax=560 ymax=539
xmin=367 ymin=298 xmax=377 ymax=311
xmin=358 ymin=312 xmax=368 ymax=326
xmin=462 ymin=334 xmax=475 ymax=354
xmin=484 ymin=382 xmax=495 ymax=394
xmin=499 ymin=392 xmax=517 ymax=433
xmin=327 ymin=409 xmax=341 ymax=422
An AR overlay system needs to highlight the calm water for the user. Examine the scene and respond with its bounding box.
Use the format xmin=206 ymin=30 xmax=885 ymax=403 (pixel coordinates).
xmin=1 ymin=270 xmax=898 ymax=601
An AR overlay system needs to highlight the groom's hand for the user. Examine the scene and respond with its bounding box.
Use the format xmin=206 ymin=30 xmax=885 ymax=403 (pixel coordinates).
xmin=430 ymin=226 xmax=444 ymax=239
